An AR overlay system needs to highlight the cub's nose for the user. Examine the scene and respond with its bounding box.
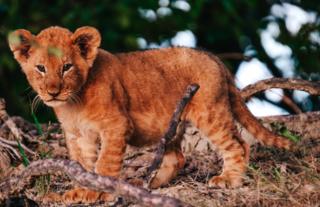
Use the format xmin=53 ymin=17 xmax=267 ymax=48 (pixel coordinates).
xmin=47 ymin=89 xmax=60 ymax=97
xmin=46 ymin=80 xmax=62 ymax=98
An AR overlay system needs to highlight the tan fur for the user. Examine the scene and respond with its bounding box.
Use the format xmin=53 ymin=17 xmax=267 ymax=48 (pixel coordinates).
xmin=8 ymin=26 xmax=291 ymax=203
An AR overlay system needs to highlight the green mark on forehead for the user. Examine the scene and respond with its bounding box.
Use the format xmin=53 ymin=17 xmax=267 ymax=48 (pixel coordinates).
xmin=47 ymin=46 xmax=63 ymax=58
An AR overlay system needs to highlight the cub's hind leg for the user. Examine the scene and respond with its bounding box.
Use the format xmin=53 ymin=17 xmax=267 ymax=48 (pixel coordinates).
xmin=149 ymin=123 xmax=186 ymax=189
xmin=149 ymin=149 xmax=185 ymax=188
xmin=207 ymin=127 xmax=247 ymax=188
xmin=188 ymin=105 xmax=248 ymax=188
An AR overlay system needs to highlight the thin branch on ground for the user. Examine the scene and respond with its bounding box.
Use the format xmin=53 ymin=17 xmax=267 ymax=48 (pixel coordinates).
xmin=0 ymin=142 xmax=21 ymax=159
xmin=0 ymin=136 xmax=36 ymax=155
xmin=0 ymin=159 xmax=192 ymax=207
xmin=241 ymin=78 xmax=320 ymax=101
xmin=146 ymin=84 xmax=200 ymax=186
xmin=0 ymin=98 xmax=23 ymax=141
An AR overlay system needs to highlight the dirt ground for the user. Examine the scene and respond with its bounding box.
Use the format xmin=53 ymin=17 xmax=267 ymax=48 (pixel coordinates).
xmin=0 ymin=117 xmax=319 ymax=207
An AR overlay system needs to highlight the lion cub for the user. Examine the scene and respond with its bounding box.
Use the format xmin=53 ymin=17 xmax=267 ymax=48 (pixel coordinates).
xmin=8 ymin=26 xmax=291 ymax=204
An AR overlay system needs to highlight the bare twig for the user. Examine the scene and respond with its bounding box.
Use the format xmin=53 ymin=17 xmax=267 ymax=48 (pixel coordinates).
xmin=217 ymin=53 xmax=252 ymax=61
xmin=281 ymin=95 xmax=302 ymax=114
xmin=0 ymin=142 xmax=21 ymax=159
xmin=0 ymin=159 xmax=192 ymax=207
xmin=147 ymin=84 xmax=200 ymax=186
xmin=0 ymin=136 xmax=36 ymax=155
xmin=241 ymin=78 xmax=320 ymax=101
xmin=0 ymin=98 xmax=23 ymax=141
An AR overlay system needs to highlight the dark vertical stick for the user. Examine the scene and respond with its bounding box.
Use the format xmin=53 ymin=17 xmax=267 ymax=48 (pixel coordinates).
xmin=147 ymin=83 xmax=200 ymax=184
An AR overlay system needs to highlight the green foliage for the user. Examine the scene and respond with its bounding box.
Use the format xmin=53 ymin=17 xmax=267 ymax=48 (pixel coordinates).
xmin=271 ymin=122 xmax=301 ymax=143
xmin=0 ymin=0 xmax=319 ymax=121
xmin=17 ymin=140 xmax=30 ymax=167
xmin=31 ymin=111 xmax=43 ymax=135
xmin=280 ymin=127 xmax=301 ymax=143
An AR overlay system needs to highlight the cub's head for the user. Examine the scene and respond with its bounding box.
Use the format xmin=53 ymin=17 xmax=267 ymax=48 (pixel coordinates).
xmin=8 ymin=26 xmax=101 ymax=107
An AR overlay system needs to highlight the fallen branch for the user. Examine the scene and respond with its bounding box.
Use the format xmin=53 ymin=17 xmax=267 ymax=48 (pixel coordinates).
xmin=0 ymin=99 xmax=36 ymax=164
xmin=0 ymin=142 xmax=21 ymax=159
xmin=261 ymin=111 xmax=320 ymax=140
xmin=0 ymin=99 xmax=23 ymax=141
xmin=147 ymin=84 xmax=200 ymax=186
xmin=241 ymin=78 xmax=320 ymax=101
xmin=0 ymin=136 xmax=36 ymax=155
xmin=0 ymin=159 xmax=192 ymax=207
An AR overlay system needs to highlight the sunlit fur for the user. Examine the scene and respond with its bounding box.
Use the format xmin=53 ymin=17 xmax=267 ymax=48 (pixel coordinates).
xmin=9 ymin=26 xmax=291 ymax=204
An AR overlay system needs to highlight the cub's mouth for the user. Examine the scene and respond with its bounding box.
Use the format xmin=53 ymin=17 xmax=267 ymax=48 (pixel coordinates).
xmin=44 ymin=98 xmax=68 ymax=107
xmin=41 ymin=93 xmax=80 ymax=107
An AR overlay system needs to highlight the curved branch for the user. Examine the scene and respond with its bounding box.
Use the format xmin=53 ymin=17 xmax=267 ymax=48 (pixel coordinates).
xmin=241 ymin=78 xmax=320 ymax=100
xmin=0 ymin=159 xmax=192 ymax=207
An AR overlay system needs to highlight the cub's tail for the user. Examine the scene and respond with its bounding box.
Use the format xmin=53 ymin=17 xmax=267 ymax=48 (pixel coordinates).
xmin=224 ymin=69 xmax=291 ymax=149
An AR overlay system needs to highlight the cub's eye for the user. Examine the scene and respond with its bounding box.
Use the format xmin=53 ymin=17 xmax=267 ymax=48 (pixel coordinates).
xmin=35 ymin=65 xmax=46 ymax=73
xmin=62 ymin=63 xmax=73 ymax=73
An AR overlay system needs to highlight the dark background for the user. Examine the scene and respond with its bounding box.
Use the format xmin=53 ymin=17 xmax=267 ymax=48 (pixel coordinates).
xmin=0 ymin=0 xmax=319 ymax=122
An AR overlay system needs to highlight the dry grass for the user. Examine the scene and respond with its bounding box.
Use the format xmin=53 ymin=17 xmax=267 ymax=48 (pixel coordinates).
xmin=0 ymin=119 xmax=320 ymax=207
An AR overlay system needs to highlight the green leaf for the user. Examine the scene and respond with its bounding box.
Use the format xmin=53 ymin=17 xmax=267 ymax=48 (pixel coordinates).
xmin=31 ymin=111 xmax=43 ymax=135
xmin=280 ymin=128 xmax=301 ymax=143
xmin=17 ymin=140 xmax=29 ymax=167
xmin=273 ymin=167 xmax=281 ymax=180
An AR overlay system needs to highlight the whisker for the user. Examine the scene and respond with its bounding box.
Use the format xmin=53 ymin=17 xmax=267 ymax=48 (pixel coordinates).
xmin=75 ymin=94 xmax=82 ymax=105
xmin=35 ymin=96 xmax=43 ymax=112
xmin=68 ymin=94 xmax=75 ymax=105
xmin=31 ymin=95 xmax=37 ymax=113
xmin=68 ymin=93 xmax=76 ymax=105
xmin=21 ymin=86 xmax=32 ymax=96
xmin=70 ymin=93 xmax=82 ymax=105
xmin=75 ymin=93 xmax=82 ymax=105
xmin=72 ymin=94 xmax=80 ymax=105
xmin=31 ymin=95 xmax=42 ymax=113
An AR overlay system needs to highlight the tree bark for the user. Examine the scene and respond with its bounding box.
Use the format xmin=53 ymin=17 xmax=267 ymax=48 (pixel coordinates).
xmin=241 ymin=78 xmax=320 ymax=101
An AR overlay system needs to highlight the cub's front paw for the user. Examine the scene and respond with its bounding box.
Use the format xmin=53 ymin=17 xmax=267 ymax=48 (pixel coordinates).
xmin=62 ymin=188 xmax=100 ymax=204
xmin=208 ymin=173 xmax=243 ymax=188
xmin=41 ymin=192 xmax=62 ymax=203
xmin=99 ymin=192 xmax=116 ymax=202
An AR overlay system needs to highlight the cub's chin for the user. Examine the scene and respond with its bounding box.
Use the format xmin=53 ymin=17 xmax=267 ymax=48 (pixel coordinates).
xmin=44 ymin=100 xmax=68 ymax=107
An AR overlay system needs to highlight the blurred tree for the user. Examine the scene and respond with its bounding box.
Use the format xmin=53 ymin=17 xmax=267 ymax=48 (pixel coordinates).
xmin=0 ymin=0 xmax=319 ymax=122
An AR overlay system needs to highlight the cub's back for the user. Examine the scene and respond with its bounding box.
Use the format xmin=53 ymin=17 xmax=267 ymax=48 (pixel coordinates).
xmin=108 ymin=47 xmax=226 ymax=145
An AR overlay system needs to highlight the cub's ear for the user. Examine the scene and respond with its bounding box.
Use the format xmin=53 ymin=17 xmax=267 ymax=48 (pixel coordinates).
xmin=8 ymin=29 xmax=35 ymax=63
xmin=71 ymin=26 xmax=101 ymax=67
